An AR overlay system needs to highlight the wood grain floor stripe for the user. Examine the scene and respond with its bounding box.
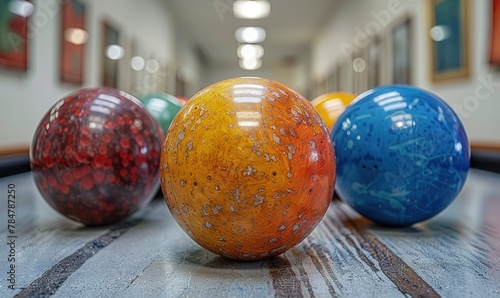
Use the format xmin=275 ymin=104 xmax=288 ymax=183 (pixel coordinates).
xmin=303 ymin=241 xmax=337 ymax=296
xmin=14 ymin=225 xmax=132 ymax=298
xmin=269 ymin=255 xmax=303 ymax=297
xmin=332 ymin=204 xmax=441 ymax=298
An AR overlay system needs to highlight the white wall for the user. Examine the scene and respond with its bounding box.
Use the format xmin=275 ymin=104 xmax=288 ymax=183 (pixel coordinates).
xmin=0 ymin=0 xmax=176 ymax=149
xmin=312 ymin=0 xmax=500 ymax=144
xmin=200 ymin=48 xmax=312 ymax=100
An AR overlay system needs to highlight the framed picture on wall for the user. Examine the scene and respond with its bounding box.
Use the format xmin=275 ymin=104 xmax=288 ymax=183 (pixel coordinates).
xmin=60 ymin=0 xmax=86 ymax=84
xmin=490 ymin=0 xmax=500 ymax=65
xmin=176 ymin=70 xmax=187 ymax=98
xmin=341 ymin=59 xmax=354 ymax=93
xmin=429 ymin=0 xmax=470 ymax=82
xmin=337 ymin=63 xmax=346 ymax=92
xmin=102 ymin=21 xmax=121 ymax=88
xmin=329 ymin=66 xmax=338 ymax=93
xmin=352 ymin=50 xmax=368 ymax=94
xmin=392 ymin=17 xmax=412 ymax=85
xmin=0 ymin=0 xmax=31 ymax=70
xmin=367 ymin=37 xmax=381 ymax=89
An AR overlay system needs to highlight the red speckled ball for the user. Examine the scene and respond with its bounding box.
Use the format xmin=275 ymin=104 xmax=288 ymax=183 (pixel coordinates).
xmin=30 ymin=88 xmax=162 ymax=226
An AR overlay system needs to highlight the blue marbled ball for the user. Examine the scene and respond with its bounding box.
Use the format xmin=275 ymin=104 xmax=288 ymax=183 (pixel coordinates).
xmin=331 ymin=85 xmax=470 ymax=227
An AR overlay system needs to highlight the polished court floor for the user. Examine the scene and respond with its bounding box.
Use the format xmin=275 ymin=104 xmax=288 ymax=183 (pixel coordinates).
xmin=1 ymin=169 xmax=499 ymax=297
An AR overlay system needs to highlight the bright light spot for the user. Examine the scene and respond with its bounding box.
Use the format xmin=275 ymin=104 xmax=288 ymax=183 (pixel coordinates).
xmin=352 ymin=58 xmax=366 ymax=72
xmin=238 ymin=121 xmax=260 ymax=127
xmin=239 ymin=58 xmax=262 ymax=70
xmin=233 ymin=0 xmax=271 ymax=19
xmin=147 ymin=98 xmax=168 ymax=112
xmin=236 ymin=111 xmax=262 ymax=120
xmin=9 ymin=0 xmax=34 ymax=17
xmin=64 ymin=28 xmax=89 ymax=45
xmin=383 ymin=102 xmax=407 ymax=112
xmin=131 ymin=56 xmax=145 ymax=71
xmin=106 ymin=45 xmax=124 ymax=60
xmin=146 ymin=59 xmax=159 ymax=73
xmin=455 ymin=142 xmax=463 ymax=152
xmin=233 ymin=96 xmax=262 ymax=103
xmin=238 ymin=44 xmax=264 ymax=59
xmin=430 ymin=25 xmax=451 ymax=42
xmin=235 ymin=27 xmax=266 ymax=43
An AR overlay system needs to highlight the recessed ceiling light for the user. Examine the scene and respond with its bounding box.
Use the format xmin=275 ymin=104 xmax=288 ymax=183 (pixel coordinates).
xmin=352 ymin=58 xmax=366 ymax=72
xmin=233 ymin=0 xmax=270 ymax=19
xmin=239 ymin=58 xmax=262 ymax=70
xmin=130 ymin=56 xmax=145 ymax=71
xmin=64 ymin=28 xmax=89 ymax=45
xmin=237 ymin=44 xmax=264 ymax=59
xmin=8 ymin=0 xmax=34 ymax=17
xmin=429 ymin=25 xmax=450 ymax=42
xmin=146 ymin=59 xmax=160 ymax=73
xmin=235 ymin=27 xmax=266 ymax=43
xmin=105 ymin=45 xmax=124 ymax=60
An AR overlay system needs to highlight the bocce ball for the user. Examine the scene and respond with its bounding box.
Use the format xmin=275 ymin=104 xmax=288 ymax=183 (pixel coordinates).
xmin=138 ymin=93 xmax=182 ymax=137
xmin=311 ymin=92 xmax=356 ymax=131
xmin=30 ymin=87 xmax=163 ymax=226
xmin=331 ymin=84 xmax=470 ymax=227
xmin=160 ymin=77 xmax=336 ymax=260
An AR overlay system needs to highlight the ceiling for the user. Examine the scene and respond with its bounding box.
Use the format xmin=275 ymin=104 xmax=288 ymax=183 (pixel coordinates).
xmin=164 ymin=0 xmax=344 ymax=67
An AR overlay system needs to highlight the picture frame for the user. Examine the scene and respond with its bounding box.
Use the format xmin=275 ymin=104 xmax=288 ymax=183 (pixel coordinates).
xmin=367 ymin=37 xmax=381 ymax=89
xmin=339 ymin=59 xmax=354 ymax=93
xmin=337 ymin=63 xmax=346 ymax=92
xmin=0 ymin=0 xmax=30 ymax=70
xmin=60 ymin=0 xmax=86 ymax=84
xmin=176 ymin=69 xmax=187 ymax=98
xmin=429 ymin=0 xmax=470 ymax=82
xmin=490 ymin=0 xmax=500 ymax=65
xmin=392 ymin=17 xmax=412 ymax=85
xmin=352 ymin=49 xmax=368 ymax=94
xmin=102 ymin=21 xmax=120 ymax=88
xmin=328 ymin=65 xmax=338 ymax=93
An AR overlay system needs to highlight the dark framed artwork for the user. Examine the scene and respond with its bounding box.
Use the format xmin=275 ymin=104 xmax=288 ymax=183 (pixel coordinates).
xmin=60 ymin=0 xmax=86 ymax=84
xmin=490 ymin=0 xmax=500 ymax=65
xmin=429 ymin=0 xmax=470 ymax=82
xmin=392 ymin=17 xmax=412 ymax=84
xmin=352 ymin=50 xmax=368 ymax=94
xmin=0 ymin=0 xmax=30 ymax=70
xmin=102 ymin=21 xmax=120 ymax=88
xmin=367 ymin=37 xmax=381 ymax=89
xmin=128 ymin=38 xmax=139 ymax=95
xmin=337 ymin=63 xmax=346 ymax=92
xmin=176 ymin=68 xmax=187 ymax=98
xmin=328 ymin=65 xmax=338 ymax=92
xmin=340 ymin=59 xmax=354 ymax=93
xmin=319 ymin=76 xmax=328 ymax=96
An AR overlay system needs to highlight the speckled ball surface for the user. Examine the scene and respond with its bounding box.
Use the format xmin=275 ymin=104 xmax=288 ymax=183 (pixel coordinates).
xmin=160 ymin=77 xmax=336 ymax=260
xmin=30 ymin=88 xmax=162 ymax=226
xmin=331 ymin=85 xmax=470 ymax=227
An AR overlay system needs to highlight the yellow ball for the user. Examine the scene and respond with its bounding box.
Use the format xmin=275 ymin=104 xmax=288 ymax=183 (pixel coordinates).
xmin=311 ymin=92 xmax=356 ymax=131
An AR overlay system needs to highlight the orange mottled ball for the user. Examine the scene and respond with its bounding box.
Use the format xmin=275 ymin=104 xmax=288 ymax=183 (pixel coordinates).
xmin=160 ymin=77 xmax=336 ymax=260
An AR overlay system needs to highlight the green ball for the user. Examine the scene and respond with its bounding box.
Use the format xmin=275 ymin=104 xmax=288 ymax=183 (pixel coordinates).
xmin=138 ymin=93 xmax=182 ymax=135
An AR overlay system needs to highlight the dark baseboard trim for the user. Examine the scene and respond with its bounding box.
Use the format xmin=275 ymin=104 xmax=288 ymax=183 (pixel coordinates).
xmin=1 ymin=147 xmax=499 ymax=178
xmin=0 ymin=153 xmax=31 ymax=178
xmin=470 ymin=149 xmax=500 ymax=174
